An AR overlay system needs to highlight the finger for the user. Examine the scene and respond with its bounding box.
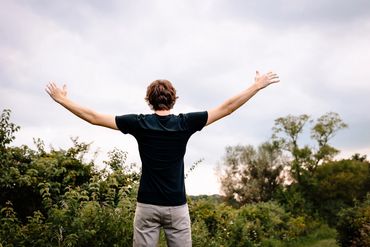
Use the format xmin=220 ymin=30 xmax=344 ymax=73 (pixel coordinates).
xmin=45 ymin=86 xmax=52 ymax=95
xmin=270 ymin=79 xmax=280 ymax=84
xmin=48 ymin=81 xmax=56 ymax=89
xmin=45 ymin=88 xmax=51 ymax=95
xmin=47 ymin=84 xmax=54 ymax=93
xmin=48 ymin=82 xmax=54 ymax=90
xmin=256 ymin=70 xmax=260 ymax=76
xmin=62 ymin=84 xmax=67 ymax=91
xmin=47 ymin=82 xmax=57 ymax=92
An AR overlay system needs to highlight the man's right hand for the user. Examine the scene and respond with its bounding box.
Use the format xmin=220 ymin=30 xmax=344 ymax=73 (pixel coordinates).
xmin=254 ymin=71 xmax=280 ymax=89
xmin=206 ymin=70 xmax=280 ymax=126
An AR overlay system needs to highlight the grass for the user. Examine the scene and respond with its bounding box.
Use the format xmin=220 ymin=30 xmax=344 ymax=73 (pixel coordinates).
xmin=157 ymin=224 xmax=339 ymax=247
xmin=307 ymin=239 xmax=338 ymax=247
xmin=286 ymin=224 xmax=338 ymax=247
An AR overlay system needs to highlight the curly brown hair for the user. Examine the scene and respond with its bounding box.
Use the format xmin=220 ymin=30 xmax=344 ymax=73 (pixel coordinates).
xmin=145 ymin=79 xmax=178 ymax=111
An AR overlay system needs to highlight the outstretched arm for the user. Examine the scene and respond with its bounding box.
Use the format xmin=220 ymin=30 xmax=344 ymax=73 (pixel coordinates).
xmin=45 ymin=82 xmax=118 ymax=130
xmin=206 ymin=71 xmax=279 ymax=126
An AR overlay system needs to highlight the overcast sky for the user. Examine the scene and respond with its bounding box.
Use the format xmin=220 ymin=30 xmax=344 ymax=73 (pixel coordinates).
xmin=1 ymin=0 xmax=370 ymax=195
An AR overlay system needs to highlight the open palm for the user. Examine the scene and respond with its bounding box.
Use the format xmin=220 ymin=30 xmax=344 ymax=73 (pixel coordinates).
xmin=45 ymin=82 xmax=68 ymax=103
xmin=254 ymin=71 xmax=280 ymax=89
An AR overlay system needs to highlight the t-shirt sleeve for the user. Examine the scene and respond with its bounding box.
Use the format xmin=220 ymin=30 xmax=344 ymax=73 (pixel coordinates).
xmin=184 ymin=111 xmax=208 ymax=132
xmin=115 ymin=114 xmax=138 ymax=134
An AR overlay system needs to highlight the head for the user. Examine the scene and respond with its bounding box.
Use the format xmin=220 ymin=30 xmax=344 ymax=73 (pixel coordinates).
xmin=145 ymin=79 xmax=178 ymax=111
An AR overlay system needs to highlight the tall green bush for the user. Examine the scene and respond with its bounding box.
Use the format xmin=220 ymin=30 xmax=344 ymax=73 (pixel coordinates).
xmin=189 ymin=198 xmax=322 ymax=247
xmin=0 ymin=109 xmax=140 ymax=246
xmin=336 ymin=194 xmax=370 ymax=247
xmin=310 ymin=159 xmax=370 ymax=225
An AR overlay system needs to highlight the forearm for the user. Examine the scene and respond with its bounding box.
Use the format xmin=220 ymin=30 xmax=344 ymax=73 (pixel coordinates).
xmin=221 ymin=83 xmax=261 ymax=115
xmin=57 ymin=98 xmax=98 ymax=124
xmin=46 ymin=83 xmax=117 ymax=129
xmin=206 ymin=83 xmax=261 ymax=126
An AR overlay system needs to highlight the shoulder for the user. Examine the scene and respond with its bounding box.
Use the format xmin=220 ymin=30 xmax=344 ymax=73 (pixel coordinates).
xmin=179 ymin=111 xmax=208 ymax=131
xmin=115 ymin=113 xmax=145 ymax=134
xmin=115 ymin=113 xmax=139 ymax=123
xmin=116 ymin=113 xmax=152 ymax=120
xmin=181 ymin=111 xmax=208 ymax=118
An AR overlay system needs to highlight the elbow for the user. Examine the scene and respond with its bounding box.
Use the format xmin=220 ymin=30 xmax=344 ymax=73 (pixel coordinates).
xmin=216 ymin=104 xmax=233 ymax=119
xmin=225 ymin=105 xmax=235 ymax=116
xmin=89 ymin=119 xmax=98 ymax=125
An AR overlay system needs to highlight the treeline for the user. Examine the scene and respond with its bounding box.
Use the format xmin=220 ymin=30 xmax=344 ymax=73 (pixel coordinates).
xmin=0 ymin=109 xmax=369 ymax=246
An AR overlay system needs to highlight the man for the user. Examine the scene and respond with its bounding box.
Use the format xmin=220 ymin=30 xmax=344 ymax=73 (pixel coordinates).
xmin=46 ymin=71 xmax=279 ymax=247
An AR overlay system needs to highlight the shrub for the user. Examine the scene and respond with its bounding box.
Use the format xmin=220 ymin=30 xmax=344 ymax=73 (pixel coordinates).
xmin=189 ymin=199 xmax=321 ymax=247
xmin=336 ymin=194 xmax=370 ymax=247
xmin=311 ymin=159 xmax=370 ymax=225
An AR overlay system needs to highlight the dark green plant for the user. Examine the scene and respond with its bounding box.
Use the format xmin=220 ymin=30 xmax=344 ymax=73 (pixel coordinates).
xmin=0 ymin=109 xmax=20 ymax=150
xmin=309 ymin=159 xmax=370 ymax=225
xmin=336 ymin=194 xmax=370 ymax=247
xmin=0 ymin=109 xmax=140 ymax=246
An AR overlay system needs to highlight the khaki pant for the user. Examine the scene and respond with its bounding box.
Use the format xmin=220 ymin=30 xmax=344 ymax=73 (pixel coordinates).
xmin=133 ymin=202 xmax=192 ymax=247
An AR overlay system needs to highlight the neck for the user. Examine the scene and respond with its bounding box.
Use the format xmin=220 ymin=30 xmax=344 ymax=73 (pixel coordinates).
xmin=155 ymin=110 xmax=171 ymax=116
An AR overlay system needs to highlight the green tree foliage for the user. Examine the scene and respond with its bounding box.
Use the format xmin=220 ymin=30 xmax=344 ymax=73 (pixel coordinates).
xmin=189 ymin=198 xmax=326 ymax=247
xmin=336 ymin=194 xmax=370 ymax=247
xmin=0 ymin=109 xmax=140 ymax=246
xmin=0 ymin=109 xmax=20 ymax=150
xmin=271 ymin=112 xmax=351 ymax=218
xmin=220 ymin=142 xmax=284 ymax=204
xmin=351 ymin=153 xmax=367 ymax=162
xmin=311 ymin=112 xmax=348 ymax=164
xmin=272 ymin=112 xmax=347 ymax=183
xmin=309 ymin=159 xmax=370 ymax=225
xmin=0 ymin=137 xmax=97 ymax=221
xmin=272 ymin=114 xmax=311 ymax=185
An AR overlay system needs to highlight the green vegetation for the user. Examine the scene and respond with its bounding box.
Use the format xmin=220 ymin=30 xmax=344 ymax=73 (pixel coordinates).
xmin=336 ymin=195 xmax=370 ymax=246
xmin=0 ymin=109 xmax=369 ymax=246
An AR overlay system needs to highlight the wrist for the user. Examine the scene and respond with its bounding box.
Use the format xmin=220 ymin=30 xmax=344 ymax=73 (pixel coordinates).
xmin=251 ymin=82 xmax=263 ymax=91
xmin=55 ymin=96 xmax=67 ymax=105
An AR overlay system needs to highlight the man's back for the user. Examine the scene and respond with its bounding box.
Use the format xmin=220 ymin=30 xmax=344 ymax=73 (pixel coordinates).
xmin=115 ymin=112 xmax=208 ymax=206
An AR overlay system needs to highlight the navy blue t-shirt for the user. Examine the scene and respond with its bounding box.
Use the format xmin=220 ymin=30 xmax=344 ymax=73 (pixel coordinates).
xmin=115 ymin=111 xmax=208 ymax=206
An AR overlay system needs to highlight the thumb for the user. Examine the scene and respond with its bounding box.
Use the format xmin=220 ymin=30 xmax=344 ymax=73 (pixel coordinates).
xmin=255 ymin=70 xmax=260 ymax=77
xmin=62 ymin=84 xmax=67 ymax=91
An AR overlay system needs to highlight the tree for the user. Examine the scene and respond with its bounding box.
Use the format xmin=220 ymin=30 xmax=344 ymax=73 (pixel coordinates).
xmin=0 ymin=109 xmax=20 ymax=150
xmin=220 ymin=142 xmax=284 ymax=204
xmin=271 ymin=112 xmax=348 ymax=217
xmin=309 ymin=159 xmax=370 ymax=225
xmin=311 ymin=112 xmax=348 ymax=166
xmin=351 ymin=153 xmax=368 ymax=162
xmin=272 ymin=112 xmax=347 ymax=184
